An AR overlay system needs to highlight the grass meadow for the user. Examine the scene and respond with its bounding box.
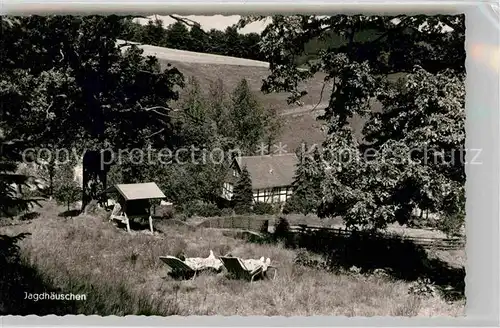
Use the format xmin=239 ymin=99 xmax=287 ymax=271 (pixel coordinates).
xmin=0 ymin=201 xmax=465 ymax=316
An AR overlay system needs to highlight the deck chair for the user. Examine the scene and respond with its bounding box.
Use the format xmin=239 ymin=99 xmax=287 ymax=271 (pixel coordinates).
xmin=109 ymin=203 xmax=131 ymax=232
xmin=220 ymin=256 xmax=264 ymax=282
xmin=159 ymin=256 xmax=197 ymax=279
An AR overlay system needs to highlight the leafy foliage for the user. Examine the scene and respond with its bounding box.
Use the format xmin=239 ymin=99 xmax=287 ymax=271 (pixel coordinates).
xmin=229 ymin=79 xmax=261 ymax=153
xmin=252 ymin=202 xmax=275 ymax=215
xmin=54 ymin=184 xmax=82 ymax=212
xmin=0 ymin=168 xmax=28 ymax=217
xmin=0 ymin=135 xmax=40 ymax=218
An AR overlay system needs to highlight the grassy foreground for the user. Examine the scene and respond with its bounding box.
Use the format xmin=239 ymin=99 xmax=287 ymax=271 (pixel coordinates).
xmin=1 ymin=202 xmax=464 ymax=316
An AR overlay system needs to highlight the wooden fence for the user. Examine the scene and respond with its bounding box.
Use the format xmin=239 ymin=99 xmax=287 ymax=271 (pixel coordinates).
xmin=289 ymin=224 xmax=465 ymax=251
xmin=196 ymin=217 xmax=465 ymax=251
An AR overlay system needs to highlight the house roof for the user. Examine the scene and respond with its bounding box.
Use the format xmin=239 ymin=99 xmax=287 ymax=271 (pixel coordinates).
xmin=111 ymin=182 xmax=166 ymax=201
xmin=234 ymin=154 xmax=298 ymax=190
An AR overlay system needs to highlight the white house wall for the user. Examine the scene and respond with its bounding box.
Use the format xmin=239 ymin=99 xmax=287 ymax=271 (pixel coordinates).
xmin=253 ymin=187 xmax=293 ymax=204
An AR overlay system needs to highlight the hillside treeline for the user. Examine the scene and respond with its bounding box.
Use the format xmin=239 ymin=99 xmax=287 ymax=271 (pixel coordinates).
xmin=119 ymin=18 xmax=266 ymax=62
xmin=119 ymin=17 xmax=382 ymax=65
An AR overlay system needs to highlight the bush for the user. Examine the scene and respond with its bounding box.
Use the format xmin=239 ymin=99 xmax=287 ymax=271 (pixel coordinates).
xmin=220 ymin=208 xmax=234 ymax=216
xmin=54 ymin=183 xmax=82 ymax=212
xmin=294 ymin=249 xmax=330 ymax=271
xmin=253 ymin=202 xmax=274 ymax=215
xmin=180 ymin=201 xmax=221 ymax=217
xmin=234 ymin=205 xmax=251 ymax=215
xmin=282 ymin=199 xmax=297 ymax=215
xmin=408 ymin=278 xmax=437 ymax=298
xmin=436 ymin=212 xmax=464 ymax=237
xmin=21 ymin=186 xmax=46 ymax=199
xmin=273 ymin=217 xmax=291 ymax=241
xmin=157 ymin=205 xmax=174 ymax=220
xmin=175 ymin=213 xmax=188 ymax=222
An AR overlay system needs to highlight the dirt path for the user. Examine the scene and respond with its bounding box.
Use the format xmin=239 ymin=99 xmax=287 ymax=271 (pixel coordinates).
xmin=279 ymin=103 xmax=328 ymax=116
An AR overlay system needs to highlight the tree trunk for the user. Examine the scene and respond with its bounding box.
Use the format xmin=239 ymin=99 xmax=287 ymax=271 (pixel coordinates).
xmin=81 ymin=150 xmax=112 ymax=211
xmin=48 ymin=158 xmax=55 ymax=198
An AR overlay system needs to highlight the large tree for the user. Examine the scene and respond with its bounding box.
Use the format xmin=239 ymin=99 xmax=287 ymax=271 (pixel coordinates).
xmin=232 ymin=167 xmax=253 ymax=214
xmin=240 ymin=15 xmax=465 ymax=231
xmin=139 ymin=17 xmax=168 ymax=46
xmin=176 ymin=76 xmax=216 ymax=149
xmin=229 ymin=79 xmax=268 ymax=154
xmin=189 ymin=24 xmax=208 ymax=52
xmin=283 ymin=146 xmax=325 ymax=215
xmin=1 ymin=16 xmax=184 ymax=208
xmin=165 ymin=21 xmax=191 ymax=50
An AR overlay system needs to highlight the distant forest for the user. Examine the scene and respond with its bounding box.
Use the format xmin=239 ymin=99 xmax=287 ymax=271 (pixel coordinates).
xmin=119 ymin=17 xmax=267 ymax=61
xmin=119 ymin=17 xmax=382 ymax=65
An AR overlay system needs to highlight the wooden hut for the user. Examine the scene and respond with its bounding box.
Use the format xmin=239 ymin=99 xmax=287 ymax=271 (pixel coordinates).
xmin=106 ymin=182 xmax=166 ymax=233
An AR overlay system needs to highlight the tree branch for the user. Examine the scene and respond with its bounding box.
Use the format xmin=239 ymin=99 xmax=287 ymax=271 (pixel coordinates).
xmin=45 ymin=101 xmax=54 ymax=119
xmin=122 ymin=102 xmax=180 ymax=116
xmin=168 ymin=15 xmax=202 ymax=29
xmin=146 ymin=107 xmax=175 ymax=117
xmin=145 ymin=128 xmax=165 ymax=139
xmin=311 ymin=81 xmax=328 ymax=112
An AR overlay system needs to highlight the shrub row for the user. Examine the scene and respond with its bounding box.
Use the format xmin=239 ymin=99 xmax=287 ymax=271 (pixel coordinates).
xmin=166 ymin=201 xmax=277 ymax=219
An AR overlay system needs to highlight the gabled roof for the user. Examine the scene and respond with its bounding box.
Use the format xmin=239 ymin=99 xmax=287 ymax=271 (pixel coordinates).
xmin=111 ymin=182 xmax=166 ymax=201
xmin=234 ymin=154 xmax=298 ymax=190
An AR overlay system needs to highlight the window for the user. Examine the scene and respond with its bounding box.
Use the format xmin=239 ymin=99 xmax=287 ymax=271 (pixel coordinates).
xmin=254 ymin=189 xmax=269 ymax=203
xmin=279 ymin=188 xmax=288 ymax=202
xmin=253 ymin=188 xmax=295 ymax=204
xmin=232 ymin=169 xmax=239 ymax=177
xmin=222 ymin=182 xmax=234 ymax=200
